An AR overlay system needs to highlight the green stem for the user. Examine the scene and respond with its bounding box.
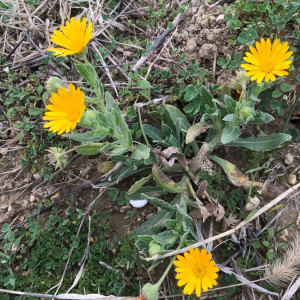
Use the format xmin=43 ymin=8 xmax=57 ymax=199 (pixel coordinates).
xmin=155 ymin=238 xmax=186 ymax=287
xmin=138 ymin=107 xmax=150 ymax=147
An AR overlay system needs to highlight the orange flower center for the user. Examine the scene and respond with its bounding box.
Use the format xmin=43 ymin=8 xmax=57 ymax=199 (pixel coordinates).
xmin=192 ymin=262 xmax=207 ymax=278
xmin=260 ymin=61 xmax=274 ymax=74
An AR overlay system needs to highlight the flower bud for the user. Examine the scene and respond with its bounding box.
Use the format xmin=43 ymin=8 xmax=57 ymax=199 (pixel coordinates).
xmin=238 ymin=106 xmax=255 ymax=123
xmin=141 ymin=283 xmax=159 ymax=300
xmin=46 ymin=77 xmax=64 ymax=93
xmin=79 ymin=109 xmax=98 ymax=127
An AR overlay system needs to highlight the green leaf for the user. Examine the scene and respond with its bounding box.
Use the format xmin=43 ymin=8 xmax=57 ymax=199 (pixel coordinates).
xmin=280 ymin=83 xmax=291 ymax=92
xmin=224 ymin=95 xmax=236 ymax=114
xmin=153 ymin=230 xmax=179 ymax=246
xmin=227 ymin=133 xmax=291 ymax=151
xmin=37 ymin=85 xmax=43 ymax=96
xmin=143 ymin=124 xmax=164 ymax=141
xmin=137 ymin=79 xmax=151 ymax=88
xmin=222 ymin=114 xmax=239 ymax=123
xmin=28 ymin=108 xmax=43 ymax=116
xmin=127 ymin=175 xmax=152 ymax=195
xmin=141 ymin=194 xmax=177 ymax=212
xmin=200 ymin=85 xmax=215 ymax=108
xmin=136 ymin=195 xmax=180 ymax=235
xmin=237 ymin=32 xmax=248 ymax=44
xmin=1 ymin=224 xmax=10 ymax=233
xmin=278 ymin=107 xmax=285 ymax=116
xmin=63 ymin=132 xmax=106 ymax=143
xmin=248 ymin=111 xmax=274 ymax=124
xmin=75 ymin=143 xmax=106 ymax=155
xmin=184 ymin=93 xmax=195 ymax=101
xmin=270 ymin=100 xmax=279 ymax=110
xmin=131 ymin=144 xmax=150 ymax=160
xmin=75 ymin=62 xmax=104 ymax=101
xmin=272 ymin=89 xmax=281 ymax=98
xmin=221 ymin=124 xmax=241 ymax=144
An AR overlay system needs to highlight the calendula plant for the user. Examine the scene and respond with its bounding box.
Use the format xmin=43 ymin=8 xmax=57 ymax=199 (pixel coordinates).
xmin=185 ymin=39 xmax=293 ymax=176
xmin=45 ymin=17 xmax=150 ymax=162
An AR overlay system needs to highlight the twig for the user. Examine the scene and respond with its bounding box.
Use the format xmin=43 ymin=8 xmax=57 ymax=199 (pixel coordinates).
xmin=0 ymin=288 xmax=137 ymax=300
xmin=146 ymin=182 xmax=300 ymax=261
xmin=281 ymin=276 xmax=300 ymax=300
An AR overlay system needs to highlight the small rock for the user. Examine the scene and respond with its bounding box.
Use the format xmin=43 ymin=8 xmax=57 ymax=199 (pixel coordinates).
xmin=120 ymin=206 xmax=130 ymax=214
xmin=284 ymin=153 xmax=294 ymax=165
xmin=7 ymin=205 xmax=13 ymax=212
xmin=23 ymin=177 xmax=31 ymax=184
xmin=29 ymin=195 xmax=35 ymax=202
xmin=288 ymin=174 xmax=297 ymax=185
xmin=246 ymin=196 xmax=260 ymax=211
xmin=50 ymin=193 xmax=60 ymax=201
xmin=137 ymin=217 xmax=141 ymax=222
xmin=216 ymin=14 xmax=225 ymax=24
xmin=33 ymin=173 xmax=41 ymax=180
xmin=278 ymin=229 xmax=289 ymax=242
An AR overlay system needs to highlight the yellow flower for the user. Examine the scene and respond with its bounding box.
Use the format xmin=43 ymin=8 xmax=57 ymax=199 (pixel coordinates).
xmin=241 ymin=38 xmax=293 ymax=84
xmin=174 ymin=248 xmax=219 ymax=297
xmin=43 ymin=83 xmax=86 ymax=135
xmin=48 ymin=17 xmax=92 ymax=56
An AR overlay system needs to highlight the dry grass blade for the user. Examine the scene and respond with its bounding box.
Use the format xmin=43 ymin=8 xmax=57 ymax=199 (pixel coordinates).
xmin=265 ymin=234 xmax=300 ymax=287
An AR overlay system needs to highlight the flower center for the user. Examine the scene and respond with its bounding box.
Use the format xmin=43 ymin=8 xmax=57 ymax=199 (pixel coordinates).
xmin=192 ymin=262 xmax=207 ymax=278
xmin=260 ymin=61 xmax=274 ymax=74
xmin=67 ymin=108 xmax=80 ymax=121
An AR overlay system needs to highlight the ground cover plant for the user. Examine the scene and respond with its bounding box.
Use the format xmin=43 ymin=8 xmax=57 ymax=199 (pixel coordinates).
xmin=0 ymin=0 xmax=300 ymax=299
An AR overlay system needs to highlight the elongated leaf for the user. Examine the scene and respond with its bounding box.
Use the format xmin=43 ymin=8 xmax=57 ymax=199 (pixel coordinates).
xmin=248 ymin=111 xmax=274 ymax=124
xmin=141 ymin=194 xmax=177 ymax=212
xmin=227 ymin=133 xmax=291 ymax=151
xmin=200 ymin=85 xmax=215 ymax=109
xmin=128 ymin=175 xmax=152 ymax=195
xmin=136 ymin=195 xmax=180 ymax=235
xmin=129 ymin=186 xmax=169 ymax=200
xmin=63 ymin=132 xmax=106 ymax=143
xmin=186 ymin=122 xmax=209 ymax=144
xmin=75 ymin=62 xmax=103 ymax=101
xmin=224 ymin=95 xmax=236 ymax=114
xmin=75 ymin=143 xmax=106 ymax=155
xmin=211 ymin=155 xmax=250 ymax=187
xmin=221 ymin=124 xmax=241 ymax=144
xmin=143 ymin=124 xmax=164 ymax=141
xmin=152 ymin=164 xmax=187 ymax=193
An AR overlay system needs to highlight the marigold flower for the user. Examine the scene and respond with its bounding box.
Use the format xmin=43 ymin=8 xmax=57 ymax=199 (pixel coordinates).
xmin=43 ymin=83 xmax=86 ymax=135
xmin=48 ymin=17 xmax=92 ymax=57
xmin=241 ymin=38 xmax=293 ymax=84
xmin=174 ymin=248 xmax=219 ymax=297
